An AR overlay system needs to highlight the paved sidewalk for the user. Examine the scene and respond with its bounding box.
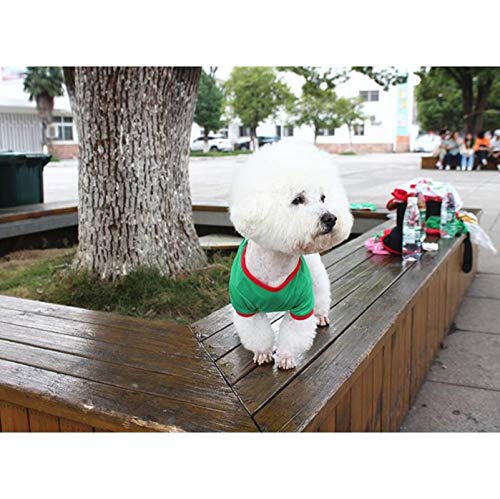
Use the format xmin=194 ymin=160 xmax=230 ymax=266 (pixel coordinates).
xmin=401 ymin=215 xmax=500 ymax=431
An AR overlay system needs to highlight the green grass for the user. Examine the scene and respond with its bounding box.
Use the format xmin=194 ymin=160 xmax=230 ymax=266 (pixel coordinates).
xmin=339 ymin=151 xmax=357 ymax=155
xmin=190 ymin=150 xmax=252 ymax=157
xmin=0 ymin=247 xmax=234 ymax=324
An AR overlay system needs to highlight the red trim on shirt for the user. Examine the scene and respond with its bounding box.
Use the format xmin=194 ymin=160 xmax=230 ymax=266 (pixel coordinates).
xmin=290 ymin=309 xmax=314 ymax=321
xmin=235 ymin=310 xmax=256 ymax=318
xmin=241 ymin=243 xmax=301 ymax=292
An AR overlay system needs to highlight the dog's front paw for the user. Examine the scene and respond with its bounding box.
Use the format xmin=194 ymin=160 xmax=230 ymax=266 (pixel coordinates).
xmin=277 ymin=352 xmax=297 ymax=370
xmin=253 ymin=352 xmax=273 ymax=365
xmin=316 ymin=314 xmax=329 ymax=327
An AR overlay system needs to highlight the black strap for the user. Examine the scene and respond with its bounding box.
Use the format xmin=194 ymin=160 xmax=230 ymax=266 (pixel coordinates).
xmin=462 ymin=233 xmax=473 ymax=273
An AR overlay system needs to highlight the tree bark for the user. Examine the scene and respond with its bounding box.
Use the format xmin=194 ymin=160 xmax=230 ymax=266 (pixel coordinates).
xmin=72 ymin=67 xmax=206 ymax=280
xmin=203 ymin=127 xmax=210 ymax=153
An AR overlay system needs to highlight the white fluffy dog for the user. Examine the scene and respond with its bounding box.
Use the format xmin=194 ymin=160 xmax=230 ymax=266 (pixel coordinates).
xmin=229 ymin=140 xmax=353 ymax=369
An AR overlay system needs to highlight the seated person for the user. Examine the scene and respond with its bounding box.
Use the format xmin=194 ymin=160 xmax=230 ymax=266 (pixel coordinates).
xmin=491 ymin=129 xmax=500 ymax=169
xmin=433 ymin=129 xmax=448 ymax=169
xmin=474 ymin=131 xmax=491 ymax=170
xmin=460 ymin=133 xmax=475 ymax=171
xmin=443 ymin=131 xmax=462 ymax=170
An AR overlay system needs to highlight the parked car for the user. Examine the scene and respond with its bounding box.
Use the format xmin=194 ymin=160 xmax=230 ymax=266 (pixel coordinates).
xmin=191 ymin=135 xmax=233 ymax=152
xmin=258 ymin=135 xmax=280 ymax=147
xmin=413 ymin=133 xmax=441 ymax=153
xmin=235 ymin=135 xmax=281 ymax=150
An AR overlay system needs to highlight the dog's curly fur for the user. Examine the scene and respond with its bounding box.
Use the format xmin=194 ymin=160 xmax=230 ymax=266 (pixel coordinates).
xmin=229 ymin=140 xmax=353 ymax=369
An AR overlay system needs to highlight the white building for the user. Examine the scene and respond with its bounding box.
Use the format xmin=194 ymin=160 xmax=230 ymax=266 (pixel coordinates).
xmin=0 ymin=67 xmax=78 ymax=158
xmin=193 ymin=69 xmax=420 ymax=153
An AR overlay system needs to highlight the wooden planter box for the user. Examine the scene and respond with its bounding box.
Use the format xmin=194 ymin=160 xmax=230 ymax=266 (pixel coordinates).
xmin=0 ymin=213 xmax=479 ymax=432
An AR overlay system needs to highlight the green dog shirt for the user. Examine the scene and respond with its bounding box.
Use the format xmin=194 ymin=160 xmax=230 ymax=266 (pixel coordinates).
xmin=229 ymin=239 xmax=315 ymax=320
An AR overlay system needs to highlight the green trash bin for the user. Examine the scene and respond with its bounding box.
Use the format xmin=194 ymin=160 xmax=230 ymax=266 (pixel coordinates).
xmin=0 ymin=152 xmax=52 ymax=208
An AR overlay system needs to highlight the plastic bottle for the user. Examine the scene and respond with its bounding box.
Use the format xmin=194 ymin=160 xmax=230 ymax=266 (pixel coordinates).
xmin=402 ymin=197 xmax=422 ymax=262
xmin=415 ymin=183 xmax=427 ymax=241
xmin=440 ymin=190 xmax=456 ymax=239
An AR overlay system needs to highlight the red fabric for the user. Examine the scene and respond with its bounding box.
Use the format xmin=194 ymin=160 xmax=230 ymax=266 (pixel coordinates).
xmin=290 ymin=309 xmax=314 ymax=321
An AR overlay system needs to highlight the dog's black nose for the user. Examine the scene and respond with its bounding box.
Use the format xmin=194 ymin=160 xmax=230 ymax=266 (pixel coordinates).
xmin=321 ymin=213 xmax=337 ymax=232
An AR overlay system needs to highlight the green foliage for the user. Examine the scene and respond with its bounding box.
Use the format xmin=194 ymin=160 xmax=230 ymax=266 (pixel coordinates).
xmin=224 ymin=67 xmax=295 ymax=135
xmin=292 ymin=88 xmax=343 ymax=141
xmin=415 ymin=69 xmax=463 ymax=131
xmin=23 ymin=67 xmax=64 ymax=101
xmin=415 ymin=67 xmax=500 ymax=133
xmin=336 ymin=96 xmax=366 ymax=131
xmin=194 ymin=69 xmax=224 ymax=137
xmin=0 ymin=247 xmax=235 ymax=324
xmin=353 ymin=67 xmax=408 ymax=90
xmin=278 ymin=66 xmax=348 ymax=97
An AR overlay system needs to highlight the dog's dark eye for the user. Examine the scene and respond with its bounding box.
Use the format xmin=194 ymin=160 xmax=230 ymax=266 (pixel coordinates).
xmin=320 ymin=194 xmax=326 ymax=203
xmin=291 ymin=195 xmax=305 ymax=206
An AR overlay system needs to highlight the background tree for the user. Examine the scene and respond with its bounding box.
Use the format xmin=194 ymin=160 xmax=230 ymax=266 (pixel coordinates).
xmin=293 ymin=88 xmax=342 ymax=142
xmin=336 ymin=97 xmax=366 ymax=151
xmin=194 ymin=68 xmax=224 ymax=152
xmin=23 ymin=67 xmax=64 ymax=151
xmin=224 ymin=67 xmax=294 ymax=150
xmin=278 ymin=66 xmax=348 ymax=97
xmin=353 ymin=66 xmax=408 ymax=90
xmin=415 ymin=67 xmax=499 ymax=134
xmin=63 ymin=67 xmax=206 ymax=280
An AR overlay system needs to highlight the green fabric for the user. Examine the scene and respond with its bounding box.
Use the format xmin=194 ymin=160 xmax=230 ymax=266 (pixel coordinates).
xmin=229 ymin=239 xmax=315 ymax=318
xmin=350 ymin=202 xmax=377 ymax=212
xmin=426 ymin=215 xmax=467 ymax=236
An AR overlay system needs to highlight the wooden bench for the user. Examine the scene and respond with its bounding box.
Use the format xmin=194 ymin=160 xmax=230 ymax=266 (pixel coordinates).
xmin=421 ymin=155 xmax=498 ymax=170
xmin=0 ymin=212 xmax=478 ymax=431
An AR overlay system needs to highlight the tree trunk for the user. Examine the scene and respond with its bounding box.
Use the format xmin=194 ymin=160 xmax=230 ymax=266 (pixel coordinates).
xmin=203 ymin=127 xmax=210 ymax=153
xmin=250 ymin=125 xmax=258 ymax=151
xmin=347 ymin=125 xmax=353 ymax=152
xmin=72 ymin=67 xmax=206 ymax=280
xmin=36 ymin=92 xmax=54 ymax=152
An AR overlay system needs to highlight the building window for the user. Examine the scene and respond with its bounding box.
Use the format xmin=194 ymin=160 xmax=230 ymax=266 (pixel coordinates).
xmin=283 ymin=126 xmax=294 ymax=137
xmin=276 ymin=125 xmax=282 ymax=137
xmin=52 ymin=116 xmax=74 ymax=141
xmin=318 ymin=129 xmax=335 ymax=136
xmin=359 ymin=90 xmax=379 ymax=102
xmin=353 ymin=124 xmax=365 ymax=136
xmin=239 ymin=126 xmax=251 ymax=137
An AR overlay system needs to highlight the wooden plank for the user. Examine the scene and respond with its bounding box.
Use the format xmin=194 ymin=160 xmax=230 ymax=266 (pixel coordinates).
xmin=0 ymin=322 xmax=221 ymax=384
xmin=0 ymin=337 xmax=244 ymax=412
xmin=0 ymin=294 xmax=198 ymax=339
xmin=0 ymin=401 xmax=30 ymax=432
xmin=253 ymin=234 xmax=466 ymax=431
xmin=0 ymin=358 xmax=258 ymax=432
xmin=0 ymin=307 xmax=207 ymax=362
xmin=59 ymin=418 xmax=93 ymax=432
xmin=28 ymin=409 xmax=60 ymax=432
xmin=0 ymin=200 xmax=77 ymax=224
xmin=410 ymin=287 xmax=428 ymax=403
xmin=350 ymin=373 xmax=365 ymax=432
xmin=316 ymin=407 xmax=336 ymax=432
xmin=362 ymin=366 xmax=372 ymax=431
xmin=334 ymin=389 xmax=351 ymax=432
xmin=389 ymin=319 xmax=403 ymax=431
xmin=371 ymin=348 xmax=384 ymax=431
xmin=381 ymin=335 xmax=393 ymax=432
